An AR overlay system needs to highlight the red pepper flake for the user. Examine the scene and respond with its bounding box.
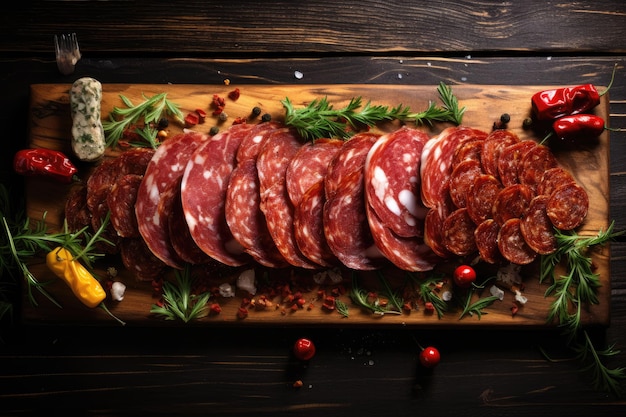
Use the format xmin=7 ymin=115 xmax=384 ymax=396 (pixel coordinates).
xmin=511 ymin=304 xmax=519 ymax=317
xmin=228 ymin=88 xmax=240 ymax=101
xmin=322 ymin=295 xmax=336 ymax=311
xmin=212 ymin=94 xmax=226 ymax=108
xmin=237 ymin=307 xmax=249 ymax=319
xmin=209 ymin=303 xmax=222 ymax=315
xmin=402 ymin=301 xmax=413 ymax=312
xmin=195 ymin=108 xmax=207 ymax=123
xmin=184 ymin=112 xmax=200 ymax=127
xmin=307 ymin=303 xmax=314 ymax=311
xmin=424 ymin=302 xmax=435 ymax=315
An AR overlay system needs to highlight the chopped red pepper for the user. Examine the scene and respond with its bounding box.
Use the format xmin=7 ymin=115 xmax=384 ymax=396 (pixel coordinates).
xmin=195 ymin=108 xmax=207 ymax=123
xmin=228 ymin=88 xmax=240 ymax=101
xmin=184 ymin=112 xmax=200 ymax=127
xmin=552 ymin=114 xmax=606 ymax=141
xmin=13 ymin=148 xmax=78 ymax=184
xmin=531 ymin=84 xmax=601 ymax=121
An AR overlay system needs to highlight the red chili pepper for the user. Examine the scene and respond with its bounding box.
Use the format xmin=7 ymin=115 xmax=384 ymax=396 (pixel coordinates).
xmin=531 ymin=84 xmax=600 ymax=121
xmin=13 ymin=148 xmax=78 ymax=183
xmin=552 ymin=114 xmax=606 ymax=141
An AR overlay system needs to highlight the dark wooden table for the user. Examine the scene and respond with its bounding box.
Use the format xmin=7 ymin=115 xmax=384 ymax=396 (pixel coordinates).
xmin=1 ymin=1 xmax=626 ymax=415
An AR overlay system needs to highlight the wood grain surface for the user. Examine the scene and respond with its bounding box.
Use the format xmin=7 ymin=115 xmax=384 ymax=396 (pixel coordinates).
xmin=21 ymin=82 xmax=611 ymax=327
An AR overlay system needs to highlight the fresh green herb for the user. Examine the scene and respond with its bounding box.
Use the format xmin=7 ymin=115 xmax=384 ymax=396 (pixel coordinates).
xmin=411 ymin=273 xmax=447 ymax=319
xmin=103 ymin=92 xmax=184 ymax=149
xmin=335 ymin=299 xmax=349 ymax=318
xmin=349 ymin=273 xmax=401 ymax=315
xmin=150 ymin=265 xmax=211 ymax=323
xmin=376 ymin=271 xmax=404 ymax=313
xmin=281 ymin=82 xmax=465 ymax=141
xmin=574 ymin=330 xmax=626 ymax=396
xmin=458 ymin=290 xmax=500 ymax=320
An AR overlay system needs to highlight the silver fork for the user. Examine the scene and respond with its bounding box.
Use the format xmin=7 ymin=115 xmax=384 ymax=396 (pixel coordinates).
xmin=54 ymin=33 xmax=81 ymax=75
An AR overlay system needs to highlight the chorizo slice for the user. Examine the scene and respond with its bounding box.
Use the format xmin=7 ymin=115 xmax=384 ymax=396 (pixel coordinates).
xmin=449 ymin=159 xmax=483 ymax=209
xmin=466 ymin=174 xmax=503 ymax=225
xmin=474 ymin=219 xmax=503 ymax=264
xmin=442 ymin=208 xmax=477 ymax=256
xmin=497 ymin=218 xmax=537 ymax=265
xmin=492 ymin=184 xmax=534 ymax=226
xmin=546 ymin=183 xmax=589 ymax=230
xmin=520 ymin=195 xmax=558 ymax=255
xmin=481 ymin=130 xmax=520 ymax=180
xmin=519 ymin=144 xmax=558 ymax=192
xmin=537 ymin=167 xmax=576 ymax=197
xmin=497 ymin=140 xmax=537 ymax=187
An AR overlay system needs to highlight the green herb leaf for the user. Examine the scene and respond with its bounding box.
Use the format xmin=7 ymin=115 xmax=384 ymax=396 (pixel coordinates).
xmin=150 ymin=265 xmax=211 ymax=323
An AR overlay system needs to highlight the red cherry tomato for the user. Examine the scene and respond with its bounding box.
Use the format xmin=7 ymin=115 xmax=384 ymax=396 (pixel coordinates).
xmin=419 ymin=346 xmax=441 ymax=368
xmin=293 ymin=338 xmax=316 ymax=361
xmin=453 ymin=265 xmax=476 ymax=288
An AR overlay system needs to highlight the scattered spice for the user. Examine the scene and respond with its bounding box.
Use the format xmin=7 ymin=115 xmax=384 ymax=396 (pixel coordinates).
xmin=228 ymin=88 xmax=240 ymax=101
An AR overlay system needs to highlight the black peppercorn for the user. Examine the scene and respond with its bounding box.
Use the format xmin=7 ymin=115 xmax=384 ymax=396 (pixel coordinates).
xmin=261 ymin=113 xmax=272 ymax=122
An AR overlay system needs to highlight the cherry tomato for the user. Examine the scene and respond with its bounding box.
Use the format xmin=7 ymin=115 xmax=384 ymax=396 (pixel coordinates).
xmin=293 ymin=338 xmax=316 ymax=361
xmin=453 ymin=265 xmax=476 ymax=288
xmin=419 ymin=346 xmax=441 ymax=368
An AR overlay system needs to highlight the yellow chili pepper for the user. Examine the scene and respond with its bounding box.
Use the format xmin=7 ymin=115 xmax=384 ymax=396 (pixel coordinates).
xmin=46 ymin=246 xmax=106 ymax=308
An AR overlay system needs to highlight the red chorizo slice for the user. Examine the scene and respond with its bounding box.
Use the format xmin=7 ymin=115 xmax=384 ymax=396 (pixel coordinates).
xmin=497 ymin=218 xmax=537 ymax=265
xmin=424 ymin=208 xmax=453 ymax=259
xmin=546 ymin=183 xmax=589 ymax=230
xmin=537 ymin=167 xmax=576 ymax=197
xmin=442 ymin=208 xmax=477 ymax=256
xmin=520 ymin=195 xmax=558 ymax=255
xmin=518 ymin=144 xmax=558 ymax=191
xmin=225 ymin=159 xmax=287 ymax=268
xmin=89 ymin=185 xmax=121 ymax=254
xmin=286 ymin=138 xmax=343 ymax=207
xmin=64 ymin=185 xmax=91 ymax=233
xmin=420 ymin=126 xmax=488 ymax=209
xmin=294 ymin=181 xmax=338 ymax=267
xmin=324 ymin=170 xmax=385 ymax=270
xmin=497 ymin=140 xmax=537 ymax=187
xmin=452 ymin=136 xmax=484 ymax=166
xmin=325 ymin=132 xmax=380 ymax=200
xmin=466 ymin=174 xmax=503 ymax=225
xmin=108 ymin=174 xmax=142 ymax=238
xmin=364 ymin=127 xmax=430 ymax=237
xmin=180 ymin=125 xmax=254 ymax=267
xmin=474 ymin=219 xmax=503 ymax=264
xmin=492 ymin=184 xmax=534 ymax=225
xmin=119 ymin=237 xmax=166 ymax=282
xmin=449 ymin=159 xmax=483 ymax=209
xmin=481 ymin=130 xmax=520 ymax=180
xmin=136 ymin=131 xmax=209 ymax=269
xmin=366 ymin=204 xmax=440 ymax=272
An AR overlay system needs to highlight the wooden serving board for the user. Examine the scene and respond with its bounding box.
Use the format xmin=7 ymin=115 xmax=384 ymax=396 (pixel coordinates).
xmin=22 ymin=83 xmax=611 ymax=327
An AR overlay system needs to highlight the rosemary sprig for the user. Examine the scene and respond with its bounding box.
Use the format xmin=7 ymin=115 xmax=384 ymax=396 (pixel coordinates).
xmin=349 ymin=273 xmax=401 ymax=315
xmin=335 ymin=299 xmax=349 ymax=318
xmin=411 ymin=273 xmax=448 ymax=319
xmin=458 ymin=290 xmax=500 ymax=320
xmin=103 ymin=92 xmax=184 ymax=149
xmin=150 ymin=265 xmax=211 ymax=323
xmin=281 ymin=82 xmax=465 ymax=141
xmin=574 ymin=330 xmax=626 ymax=397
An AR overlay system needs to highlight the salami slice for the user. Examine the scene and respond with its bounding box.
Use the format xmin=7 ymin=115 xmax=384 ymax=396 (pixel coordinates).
xmin=448 ymin=159 xmax=483 ymax=209
xmin=294 ymin=181 xmax=338 ymax=267
xmin=537 ymin=167 xmax=576 ymax=197
xmin=546 ymin=183 xmax=589 ymax=230
xmin=180 ymin=124 xmax=254 ymax=267
xmin=424 ymin=208 xmax=453 ymax=259
xmin=466 ymin=174 xmax=503 ymax=225
xmin=420 ymin=126 xmax=488 ymax=209
xmin=518 ymin=144 xmax=558 ymax=191
xmin=324 ymin=170 xmax=385 ymax=270
xmin=497 ymin=218 xmax=537 ymax=265
xmin=256 ymin=128 xmax=302 ymax=197
xmin=364 ymin=127 xmax=430 ymax=238
xmin=452 ymin=136 xmax=484 ymax=166
xmin=520 ymin=195 xmax=558 ymax=255
xmin=119 ymin=237 xmax=166 ymax=282
xmin=107 ymin=174 xmax=142 ymax=238
xmin=325 ymin=132 xmax=380 ymax=200
xmin=442 ymin=207 xmax=477 ymax=256
xmin=474 ymin=219 xmax=503 ymax=264
xmin=480 ymin=130 xmax=520 ymax=179
xmin=89 ymin=185 xmax=121 ymax=254
xmin=64 ymin=185 xmax=91 ymax=233
xmin=367 ymin=203 xmax=439 ymax=271
xmin=236 ymin=121 xmax=281 ymax=163
xmin=225 ymin=159 xmax=287 ymax=268
xmin=497 ymin=140 xmax=537 ymax=187
xmin=492 ymin=184 xmax=534 ymax=225
xmin=286 ymin=138 xmax=343 ymax=207
xmin=136 ymin=131 xmax=208 ymax=268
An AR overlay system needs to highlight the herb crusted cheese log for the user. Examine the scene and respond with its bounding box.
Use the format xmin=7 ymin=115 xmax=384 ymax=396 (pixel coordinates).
xmin=69 ymin=77 xmax=106 ymax=161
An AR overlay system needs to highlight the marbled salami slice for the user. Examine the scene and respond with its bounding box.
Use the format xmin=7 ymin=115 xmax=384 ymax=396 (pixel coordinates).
xmin=492 ymin=184 xmax=534 ymax=225
xmin=449 ymin=159 xmax=483 ymax=209
xmin=236 ymin=121 xmax=281 ymax=163
xmin=64 ymin=185 xmax=91 ymax=233
xmin=324 ymin=170 xmax=385 ymax=270
xmin=286 ymin=138 xmax=343 ymax=207
xmin=442 ymin=207 xmax=477 ymax=256
xmin=180 ymin=124 xmax=254 ymax=267
xmin=256 ymin=128 xmax=302 ymax=197
xmin=519 ymin=144 xmax=558 ymax=191
xmin=136 ymin=131 xmax=208 ymax=269
xmin=466 ymin=174 xmax=503 ymax=225
xmin=325 ymin=132 xmax=380 ymax=200
xmin=474 ymin=219 xmax=503 ymax=264
xmin=367 ymin=203 xmax=439 ymax=271
xmin=119 ymin=237 xmax=166 ymax=282
xmin=497 ymin=218 xmax=537 ymax=265
xmin=225 ymin=159 xmax=287 ymax=268
xmin=520 ymin=195 xmax=558 ymax=255
xmin=480 ymin=130 xmax=520 ymax=179
xmin=546 ymin=183 xmax=589 ymax=230
xmin=364 ymin=127 xmax=430 ymax=238
xmin=294 ymin=181 xmax=338 ymax=267
xmin=424 ymin=208 xmax=453 ymax=259
xmin=420 ymin=126 xmax=488 ymax=209
xmin=497 ymin=140 xmax=537 ymax=187
xmin=537 ymin=167 xmax=576 ymax=197
xmin=107 ymin=174 xmax=142 ymax=238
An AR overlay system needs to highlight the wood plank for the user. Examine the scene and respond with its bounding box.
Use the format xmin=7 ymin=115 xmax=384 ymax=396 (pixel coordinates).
xmin=22 ymin=83 xmax=611 ymax=327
